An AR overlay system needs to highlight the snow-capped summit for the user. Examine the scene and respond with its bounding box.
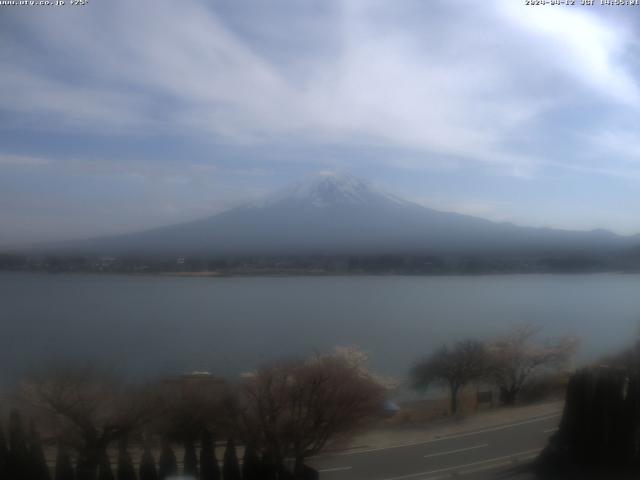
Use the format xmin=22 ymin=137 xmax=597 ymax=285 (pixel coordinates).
xmin=252 ymin=172 xmax=407 ymax=208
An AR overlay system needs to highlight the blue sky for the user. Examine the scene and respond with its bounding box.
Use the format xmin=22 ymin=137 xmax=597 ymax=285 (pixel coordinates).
xmin=2 ymin=0 xmax=640 ymax=246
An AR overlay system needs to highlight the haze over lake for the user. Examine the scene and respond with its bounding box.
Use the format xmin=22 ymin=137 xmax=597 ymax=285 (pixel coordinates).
xmin=2 ymin=272 xmax=639 ymax=386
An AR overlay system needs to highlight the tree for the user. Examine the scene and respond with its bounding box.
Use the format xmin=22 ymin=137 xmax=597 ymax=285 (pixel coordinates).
xmin=115 ymin=440 xmax=136 ymax=480
xmin=29 ymin=425 xmax=52 ymax=480
xmin=536 ymin=367 xmax=640 ymax=477
xmin=139 ymin=446 xmax=158 ymax=480
xmin=487 ymin=324 xmax=578 ymax=405
xmin=0 ymin=425 xmax=8 ymax=480
xmin=54 ymin=444 xmax=75 ymax=480
xmin=260 ymin=450 xmax=279 ymax=480
xmin=222 ymin=438 xmax=241 ymax=480
xmin=156 ymin=374 xmax=229 ymax=445
xmin=199 ymin=428 xmax=220 ymax=480
xmin=411 ymin=340 xmax=488 ymax=415
xmin=97 ymin=450 xmax=114 ymax=480
xmin=8 ymin=409 xmax=30 ymax=480
xmin=238 ymin=355 xmax=384 ymax=475
xmin=322 ymin=346 xmax=400 ymax=390
xmin=21 ymin=365 xmax=163 ymax=479
xmin=157 ymin=439 xmax=177 ymax=480
xmin=153 ymin=373 xmax=229 ymax=477
xmin=241 ymin=443 xmax=261 ymax=480
xmin=182 ymin=437 xmax=198 ymax=478
xmin=76 ymin=449 xmax=98 ymax=480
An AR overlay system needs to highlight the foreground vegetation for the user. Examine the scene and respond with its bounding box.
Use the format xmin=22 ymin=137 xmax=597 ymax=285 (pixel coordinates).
xmin=0 ymin=351 xmax=385 ymax=480
xmin=0 ymin=326 xmax=583 ymax=479
xmin=535 ymin=340 xmax=640 ymax=479
xmin=411 ymin=324 xmax=579 ymax=414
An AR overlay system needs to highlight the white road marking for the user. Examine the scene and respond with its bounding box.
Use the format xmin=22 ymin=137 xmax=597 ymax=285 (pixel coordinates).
xmin=381 ymin=448 xmax=542 ymax=480
xmin=428 ymin=450 xmax=541 ymax=480
xmin=423 ymin=443 xmax=488 ymax=459
xmin=543 ymin=427 xmax=558 ymax=433
xmin=326 ymin=412 xmax=560 ymax=457
xmin=319 ymin=466 xmax=352 ymax=473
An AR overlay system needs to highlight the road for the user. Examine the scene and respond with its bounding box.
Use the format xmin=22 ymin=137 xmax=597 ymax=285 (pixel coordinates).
xmin=310 ymin=413 xmax=560 ymax=480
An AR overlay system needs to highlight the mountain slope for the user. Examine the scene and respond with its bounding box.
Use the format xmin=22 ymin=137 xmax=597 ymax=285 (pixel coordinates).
xmin=49 ymin=173 xmax=637 ymax=257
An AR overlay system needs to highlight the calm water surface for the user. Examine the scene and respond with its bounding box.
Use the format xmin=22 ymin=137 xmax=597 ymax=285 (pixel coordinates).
xmin=1 ymin=272 xmax=639 ymax=385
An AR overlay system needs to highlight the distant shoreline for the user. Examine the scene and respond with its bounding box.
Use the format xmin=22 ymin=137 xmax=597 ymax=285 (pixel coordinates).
xmin=0 ymin=269 xmax=631 ymax=278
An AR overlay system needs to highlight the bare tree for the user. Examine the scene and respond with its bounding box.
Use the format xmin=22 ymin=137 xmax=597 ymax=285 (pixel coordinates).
xmin=487 ymin=324 xmax=579 ymax=405
xmin=319 ymin=345 xmax=400 ymax=391
xmin=411 ymin=340 xmax=488 ymax=415
xmin=154 ymin=374 xmax=230 ymax=443
xmin=238 ymin=355 xmax=385 ymax=477
xmin=19 ymin=364 xmax=163 ymax=480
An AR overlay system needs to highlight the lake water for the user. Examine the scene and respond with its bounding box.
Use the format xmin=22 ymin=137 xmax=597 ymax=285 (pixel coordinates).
xmin=1 ymin=272 xmax=640 ymax=386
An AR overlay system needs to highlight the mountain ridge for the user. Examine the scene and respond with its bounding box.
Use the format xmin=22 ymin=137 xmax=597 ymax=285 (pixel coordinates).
xmin=17 ymin=172 xmax=640 ymax=257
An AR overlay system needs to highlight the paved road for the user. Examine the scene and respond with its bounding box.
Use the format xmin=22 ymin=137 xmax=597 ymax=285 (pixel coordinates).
xmin=310 ymin=413 xmax=560 ymax=480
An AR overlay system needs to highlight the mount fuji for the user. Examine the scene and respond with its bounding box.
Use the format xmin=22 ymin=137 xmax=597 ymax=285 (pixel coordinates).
xmin=47 ymin=173 xmax=636 ymax=257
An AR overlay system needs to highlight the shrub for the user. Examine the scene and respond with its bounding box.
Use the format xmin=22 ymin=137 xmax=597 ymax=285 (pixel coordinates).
xmin=139 ymin=446 xmax=158 ymax=480
xmin=199 ymin=428 xmax=220 ymax=480
xmin=222 ymin=438 xmax=241 ymax=480
xmin=157 ymin=439 xmax=177 ymax=480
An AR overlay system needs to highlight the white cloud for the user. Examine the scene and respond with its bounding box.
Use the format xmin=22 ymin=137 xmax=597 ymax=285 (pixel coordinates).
xmin=500 ymin=2 xmax=639 ymax=106
xmin=1 ymin=0 xmax=638 ymax=177
xmin=593 ymin=131 xmax=640 ymax=161
xmin=412 ymin=195 xmax=511 ymax=221
xmin=0 ymin=153 xmax=51 ymax=167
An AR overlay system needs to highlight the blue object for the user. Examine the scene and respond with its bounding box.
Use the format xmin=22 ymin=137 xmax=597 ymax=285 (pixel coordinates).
xmin=382 ymin=400 xmax=401 ymax=416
